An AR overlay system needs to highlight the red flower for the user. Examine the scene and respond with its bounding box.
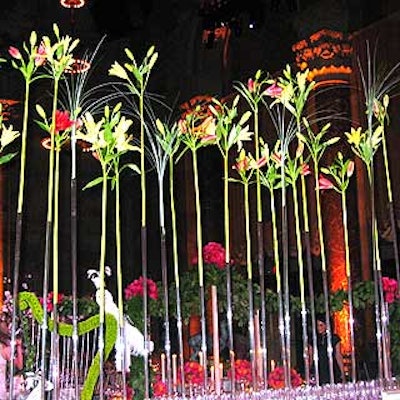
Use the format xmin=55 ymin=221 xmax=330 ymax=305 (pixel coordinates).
xmin=268 ymin=366 xmax=302 ymax=389
xmin=39 ymin=292 xmax=65 ymax=313
xmin=183 ymin=361 xmax=204 ymax=385
xmin=124 ymin=276 xmax=158 ymax=301
xmin=382 ymin=276 xmax=399 ymax=304
xmin=318 ymin=174 xmax=334 ymax=190
xmin=55 ymin=110 xmax=75 ymax=133
xmin=152 ymin=375 xmax=167 ymax=396
xmin=191 ymin=242 xmax=232 ymax=269
xmin=8 ymin=46 xmax=22 ymax=60
xmin=228 ymin=359 xmax=252 ymax=383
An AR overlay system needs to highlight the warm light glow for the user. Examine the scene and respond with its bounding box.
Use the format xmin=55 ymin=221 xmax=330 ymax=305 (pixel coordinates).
xmin=60 ymin=0 xmax=86 ymax=8
xmin=334 ymin=306 xmax=351 ymax=355
xmin=0 ymin=99 xmax=20 ymax=121
xmin=292 ymin=29 xmax=353 ymax=85
xmin=65 ymin=58 xmax=91 ymax=74
xmin=307 ymin=65 xmax=352 ymax=81
xmin=202 ymin=26 xmax=229 ymax=43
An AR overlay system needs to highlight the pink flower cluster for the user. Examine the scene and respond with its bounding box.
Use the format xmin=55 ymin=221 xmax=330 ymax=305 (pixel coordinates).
xmin=124 ymin=276 xmax=158 ymax=301
xmin=382 ymin=276 xmax=399 ymax=304
xmin=191 ymin=241 xmax=228 ymax=269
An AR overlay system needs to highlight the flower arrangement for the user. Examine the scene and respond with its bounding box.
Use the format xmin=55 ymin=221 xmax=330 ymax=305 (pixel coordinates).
xmin=267 ymin=366 xmax=303 ymax=389
xmin=124 ymin=276 xmax=161 ymax=332
xmin=228 ymin=359 xmax=252 ymax=384
xmin=183 ymin=360 xmax=204 ymax=385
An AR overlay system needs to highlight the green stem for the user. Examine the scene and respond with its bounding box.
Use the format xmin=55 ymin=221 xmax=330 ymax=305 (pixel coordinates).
xmin=17 ymin=80 xmax=30 ymax=213
xmin=244 ymin=181 xmax=257 ymax=388
xmin=223 ymin=149 xmax=235 ymax=389
xmin=98 ymin=164 xmax=108 ymax=399
xmin=192 ymin=149 xmax=204 ymax=287
xmin=169 ymin=155 xmax=185 ymax=388
xmin=314 ymin=159 xmax=335 ymax=383
xmin=292 ymin=180 xmax=310 ymax=383
xmin=342 ymin=190 xmax=356 ymax=382
xmin=140 ymin=89 xmax=146 ymax=227
xmin=192 ymin=148 xmax=207 ymax=387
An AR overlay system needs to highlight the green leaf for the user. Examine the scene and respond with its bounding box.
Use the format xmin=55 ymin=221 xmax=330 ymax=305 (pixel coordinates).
xmin=0 ymin=152 xmax=17 ymax=165
xmin=82 ymin=176 xmax=104 ymax=190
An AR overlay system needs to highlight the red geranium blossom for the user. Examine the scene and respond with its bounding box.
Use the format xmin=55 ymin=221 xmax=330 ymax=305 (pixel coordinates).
xmin=191 ymin=241 xmax=231 ymax=269
xmin=39 ymin=291 xmax=65 ymax=313
xmin=268 ymin=366 xmax=302 ymax=389
xmin=124 ymin=276 xmax=158 ymax=301
xmin=152 ymin=375 xmax=167 ymax=396
xmin=228 ymin=359 xmax=252 ymax=383
xmin=382 ymin=276 xmax=399 ymax=304
xmin=183 ymin=361 xmax=204 ymax=385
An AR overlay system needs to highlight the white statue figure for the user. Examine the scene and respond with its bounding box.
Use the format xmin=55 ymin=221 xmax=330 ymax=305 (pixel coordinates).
xmin=24 ymin=371 xmax=53 ymax=400
xmin=87 ymin=267 xmax=154 ymax=372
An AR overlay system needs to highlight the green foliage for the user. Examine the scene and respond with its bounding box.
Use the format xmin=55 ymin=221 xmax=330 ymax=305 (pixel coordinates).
xmin=18 ymin=291 xmax=117 ymax=400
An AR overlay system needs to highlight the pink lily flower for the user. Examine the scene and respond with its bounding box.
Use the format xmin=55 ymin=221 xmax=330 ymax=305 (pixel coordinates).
xmin=265 ymin=82 xmax=282 ymax=98
xmin=8 ymin=46 xmax=22 ymax=60
xmin=318 ymin=174 xmax=334 ymax=190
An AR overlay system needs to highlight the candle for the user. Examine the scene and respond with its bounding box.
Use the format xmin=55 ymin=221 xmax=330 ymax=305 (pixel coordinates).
xmin=172 ymin=354 xmax=177 ymax=389
xmin=161 ymin=353 xmax=166 ymax=382
xmin=198 ymin=350 xmax=204 ymax=368
xmin=211 ymin=285 xmax=221 ymax=395
xmin=210 ymin=365 xmax=215 ymax=386
xmin=271 ymin=359 xmax=276 ymax=371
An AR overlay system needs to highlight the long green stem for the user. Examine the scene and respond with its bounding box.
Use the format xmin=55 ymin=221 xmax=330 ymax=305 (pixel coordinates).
xmin=138 ymin=87 xmax=150 ymax=399
xmin=51 ymin=146 xmax=61 ymax=399
xmin=269 ymin=188 xmax=286 ymax=377
xmin=158 ymin=174 xmax=172 ymax=395
xmin=169 ymin=155 xmax=185 ymax=391
xmin=115 ymin=166 xmax=127 ymax=397
xmin=300 ymin=165 xmax=319 ymax=385
xmin=40 ymin=78 xmax=59 ymax=398
xmin=281 ymin=154 xmax=291 ymax=387
xmin=244 ymin=181 xmax=257 ymax=390
xmin=10 ymin=79 xmax=31 ymax=399
xmin=314 ymin=162 xmax=335 ymax=384
xmin=253 ymin=108 xmax=267 ymax=387
xmin=342 ymin=191 xmax=356 ymax=382
xmin=98 ymin=165 xmax=108 ymax=400
xmin=292 ymin=180 xmax=310 ymax=383
xmin=381 ymin=131 xmax=400 ymax=286
xmin=192 ymin=148 xmax=207 ymax=389
xmin=223 ymin=151 xmax=235 ymax=390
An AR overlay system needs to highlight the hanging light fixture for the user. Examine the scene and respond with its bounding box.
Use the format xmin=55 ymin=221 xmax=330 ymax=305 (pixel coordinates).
xmin=60 ymin=0 xmax=91 ymax=73
xmin=60 ymin=0 xmax=86 ymax=9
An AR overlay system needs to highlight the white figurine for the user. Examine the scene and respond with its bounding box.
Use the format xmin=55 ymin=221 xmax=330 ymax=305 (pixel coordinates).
xmin=24 ymin=371 xmax=53 ymax=400
xmin=87 ymin=267 xmax=154 ymax=372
